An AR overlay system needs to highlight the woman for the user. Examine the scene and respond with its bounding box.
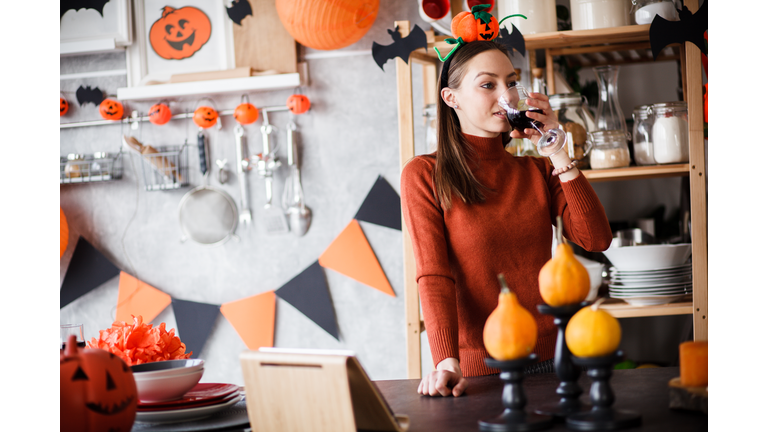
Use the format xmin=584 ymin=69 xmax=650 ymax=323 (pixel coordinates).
xmin=400 ymin=40 xmax=613 ymax=397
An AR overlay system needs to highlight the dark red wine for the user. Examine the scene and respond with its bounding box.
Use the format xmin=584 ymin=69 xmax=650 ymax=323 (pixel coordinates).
xmin=61 ymin=341 xmax=87 ymax=350
xmin=506 ymin=108 xmax=544 ymax=132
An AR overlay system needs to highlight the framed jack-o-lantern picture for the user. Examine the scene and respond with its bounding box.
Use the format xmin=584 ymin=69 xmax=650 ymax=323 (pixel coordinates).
xmin=127 ymin=0 xmax=235 ymax=87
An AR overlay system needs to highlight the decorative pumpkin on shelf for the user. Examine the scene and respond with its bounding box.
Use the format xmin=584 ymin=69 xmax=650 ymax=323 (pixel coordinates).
xmin=60 ymin=335 xmax=138 ymax=432
xmin=565 ymin=298 xmax=622 ymax=358
xmin=99 ymin=99 xmax=124 ymax=121
xmin=452 ymin=4 xmax=500 ymax=42
xmin=538 ymin=216 xmax=590 ymax=306
xmin=234 ymin=101 xmax=259 ymax=125
xmin=193 ymin=106 xmax=218 ymax=129
xmin=482 ymin=274 xmax=538 ymax=360
xmin=276 ymin=0 xmax=380 ymax=50
xmin=149 ymin=6 xmax=212 ymax=60
xmin=61 ymin=97 xmax=69 ymax=116
xmin=287 ymin=94 xmax=311 ymax=115
xmin=148 ymin=103 xmax=172 ymax=125
xmin=61 ymin=207 xmax=69 ymax=258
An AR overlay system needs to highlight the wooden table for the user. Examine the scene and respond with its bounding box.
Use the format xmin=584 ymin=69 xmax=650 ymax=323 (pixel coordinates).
xmin=373 ymin=367 xmax=707 ymax=432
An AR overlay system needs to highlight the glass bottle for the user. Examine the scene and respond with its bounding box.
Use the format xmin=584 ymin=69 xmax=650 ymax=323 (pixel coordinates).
xmin=593 ymin=65 xmax=628 ymax=139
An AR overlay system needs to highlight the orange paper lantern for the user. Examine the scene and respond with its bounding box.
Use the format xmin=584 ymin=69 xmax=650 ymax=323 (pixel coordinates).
xmin=99 ymin=99 xmax=124 ymax=121
xmin=679 ymin=341 xmax=708 ymax=387
xmin=276 ymin=0 xmax=380 ymax=51
xmin=234 ymin=102 xmax=259 ymax=125
xmin=60 ymin=207 xmax=69 ymax=258
xmin=193 ymin=106 xmax=218 ymax=129
xmin=148 ymin=103 xmax=172 ymax=125
xmin=287 ymin=94 xmax=311 ymax=115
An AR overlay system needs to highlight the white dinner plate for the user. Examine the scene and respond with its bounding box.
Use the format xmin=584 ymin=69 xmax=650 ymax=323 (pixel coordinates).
xmin=609 ymin=286 xmax=691 ymax=295
xmin=611 ymin=294 xmax=686 ymax=306
xmin=134 ymin=392 xmax=241 ymax=424
xmin=610 ymin=270 xmax=692 ymax=281
xmin=610 ymin=275 xmax=691 ymax=287
xmin=609 ymin=280 xmax=692 ymax=289
xmin=609 ymin=263 xmax=691 ymax=275
xmin=609 ymin=289 xmax=691 ymax=298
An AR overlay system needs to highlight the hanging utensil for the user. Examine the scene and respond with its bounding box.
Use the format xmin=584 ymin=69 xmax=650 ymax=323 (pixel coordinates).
xmin=282 ymin=120 xmax=312 ymax=236
xmin=234 ymin=124 xmax=251 ymax=225
xmin=256 ymin=110 xmax=288 ymax=235
xmin=216 ymin=159 xmax=229 ymax=184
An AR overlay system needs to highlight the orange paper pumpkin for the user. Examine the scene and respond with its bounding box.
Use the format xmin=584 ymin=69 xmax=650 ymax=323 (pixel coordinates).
xmin=286 ymin=94 xmax=311 ymax=114
xmin=99 ymin=99 xmax=124 ymax=121
xmin=61 ymin=207 xmax=69 ymax=258
xmin=276 ymin=0 xmax=379 ymax=51
xmin=193 ymin=106 xmax=218 ymax=129
xmin=60 ymin=336 xmax=138 ymax=432
xmin=234 ymin=102 xmax=259 ymax=125
xmin=451 ymin=6 xmax=499 ymax=42
xmin=61 ymin=97 xmax=69 ymax=116
xmin=148 ymin=103 xmax=172 ymax=125
xmin=149 ymin=6 xmax=212 ymax=60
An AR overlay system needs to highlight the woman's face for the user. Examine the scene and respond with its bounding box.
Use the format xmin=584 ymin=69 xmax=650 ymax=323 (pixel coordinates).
xmin=441 ymin=49 xmax=516 ymax=138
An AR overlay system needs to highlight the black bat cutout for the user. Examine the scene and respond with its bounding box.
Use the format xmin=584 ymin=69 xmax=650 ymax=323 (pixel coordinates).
xmin=496 ymin=25 xmax=526 ymax=58
xmin=227 ymin=0 xmax=253 ymax=25
xmin=61 ymin=0 xmax=111 ymax=19
xmin=371 ymin=25 xmax=428 ymax=71
xmin=649 ymin=0 xmax=707 ymax=60
xmin=76 ymin=85 xmax=105 ymax=106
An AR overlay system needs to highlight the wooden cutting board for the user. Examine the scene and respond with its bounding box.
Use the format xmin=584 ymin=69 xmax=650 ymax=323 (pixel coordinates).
xmin=232 ymin=0 xmax=297 ymax=74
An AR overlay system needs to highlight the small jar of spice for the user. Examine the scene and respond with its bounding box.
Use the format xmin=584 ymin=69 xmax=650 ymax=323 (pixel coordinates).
xmin=549 ymin=93 xmax=595 ymax=169
xmin=588 ymin=130 xmax=631 ymax=169
xmin=632 ymin=104 xmax=655 ymax=165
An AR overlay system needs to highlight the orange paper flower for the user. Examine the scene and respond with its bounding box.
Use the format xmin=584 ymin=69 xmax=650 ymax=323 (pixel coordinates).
xmin=87 ymin=315 xmax=192 ymax=366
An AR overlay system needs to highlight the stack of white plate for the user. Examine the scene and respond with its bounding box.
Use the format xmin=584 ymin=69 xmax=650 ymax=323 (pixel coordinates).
xmin=608 ymin=263 xmax=692 ymax=306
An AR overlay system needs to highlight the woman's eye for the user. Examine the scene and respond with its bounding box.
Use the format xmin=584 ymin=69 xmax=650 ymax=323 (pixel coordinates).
xmin=507 ymin=81 xmax=517 ymax=88
xmin=481 ymin=83 xmax=494 ymax=89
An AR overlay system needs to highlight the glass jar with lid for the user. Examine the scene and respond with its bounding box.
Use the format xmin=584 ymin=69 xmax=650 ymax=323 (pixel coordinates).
xmin=630 ymin=0 xmax=678 ymax=25
xmin=651 ymin=101 xmax=689 ymax=164
xmin=550 ymin=93 xmax=595 ymax=169
xmin=632 ymin=104 xmax=655 ymax=165
xmin=588 ymin=130 xmax=631 ymax=169
xmin=64 ymin=154 xmax=85 ymax=178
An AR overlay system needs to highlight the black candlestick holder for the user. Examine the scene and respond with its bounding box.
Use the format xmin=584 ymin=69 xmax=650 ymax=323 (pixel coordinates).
xmin=478 ymin=354 xmax=553 ymax=432
xmin=534 ymin=302 xmax=592 ymax=420
xmin=566 ymin=350 xmax=642 ymax=431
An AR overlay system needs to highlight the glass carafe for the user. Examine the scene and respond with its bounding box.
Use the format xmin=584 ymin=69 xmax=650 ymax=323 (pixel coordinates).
xmin=593 ymin=65 xmax=628 ymax=139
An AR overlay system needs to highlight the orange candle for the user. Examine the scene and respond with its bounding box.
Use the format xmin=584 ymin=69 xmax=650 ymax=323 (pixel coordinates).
xmin=679 ymin=341 xmax=708 ymax=387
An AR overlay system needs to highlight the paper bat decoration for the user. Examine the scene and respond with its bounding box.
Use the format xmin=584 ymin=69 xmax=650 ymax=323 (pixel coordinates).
xmin=226 ymin=0 xmax=252 ymax=26
xmin=496 ymin=25 xmax=526 ymax=58
xmin=61 ymin=0 xmax=111 ymax=19
xmin=372 ymin=25 xmax=428 ymax=71
xmin=76 ymin=85 xmax=105 ymax=106
xmin=649 ymin=0 xmax=707 ymax=60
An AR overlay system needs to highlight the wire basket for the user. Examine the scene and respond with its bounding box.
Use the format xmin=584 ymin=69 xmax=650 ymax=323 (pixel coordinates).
xmin=60 ymin=152 xmax=123 ymax=184
xmin=135 ymin=143 xmax=189 ymax=191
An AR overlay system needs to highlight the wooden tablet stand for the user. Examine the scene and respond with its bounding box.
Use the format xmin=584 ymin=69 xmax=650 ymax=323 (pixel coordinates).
xmin=240 ymin=348 xmax=409 ymax=432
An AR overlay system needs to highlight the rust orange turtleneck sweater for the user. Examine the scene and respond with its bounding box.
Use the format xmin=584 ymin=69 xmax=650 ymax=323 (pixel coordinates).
xmin=400 ymin=133 xmax=612 ymax=377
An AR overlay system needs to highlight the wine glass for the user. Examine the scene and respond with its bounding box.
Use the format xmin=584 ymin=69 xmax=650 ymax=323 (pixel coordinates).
xmin=60 ymin=324 xmax=85 ymax=350
xmin=498 ymin=85 xmax=566 ymax=157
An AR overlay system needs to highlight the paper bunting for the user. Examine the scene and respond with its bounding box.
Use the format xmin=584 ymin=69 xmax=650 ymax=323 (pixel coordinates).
xmin=220 ymin=291 xmax=276 ymax=350
xmin=354 ymin=175 xmax=401 ymax=231
xmin=319 ymin=219 xmax=395 ymax=297
xmin=116 ymin=272 xmax=172 ymax=323
xmin=275 ymin=261 xmax=339 ymax=340
xmin=61 ymin=236 xmax=121 ymax=308
xmin=171 ymin=299 xmax=221 ymax=358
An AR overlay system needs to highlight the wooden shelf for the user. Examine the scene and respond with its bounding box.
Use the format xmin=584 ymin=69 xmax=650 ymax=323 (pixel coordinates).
xmin=602 ymin=297 xmax=693 ymax=318
xmin=116 ymin=73 xmax=301 ymax=101
xmin=523 ymin=25 xmax=651 ymax=51
xmin=582 ymin=164 xmax=690 ymax=182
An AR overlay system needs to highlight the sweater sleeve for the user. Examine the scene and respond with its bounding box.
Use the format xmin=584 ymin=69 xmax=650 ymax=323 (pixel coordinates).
xmin=400 ymin=157 xmax=460 ymax=366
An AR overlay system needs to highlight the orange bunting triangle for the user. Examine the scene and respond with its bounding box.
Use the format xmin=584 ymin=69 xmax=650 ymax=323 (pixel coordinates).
xmin=116 ymin=272 xmax=172 ymax=323
xmin=318 ymin=219 xmax=394 ymax=297
xmin=220 ymin=291 xmax=276 ymax=350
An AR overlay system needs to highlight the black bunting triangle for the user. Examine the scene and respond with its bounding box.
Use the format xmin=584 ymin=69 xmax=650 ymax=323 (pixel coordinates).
xmin=60 ymin=236 xmax=121 ymax=308
xmin=354 ymin=176 xmax=401 ymax=231
xmin=171 ymin=299 xmax=221 ymax=358
xmin=275 ymin=261 xmax=339 ymax=340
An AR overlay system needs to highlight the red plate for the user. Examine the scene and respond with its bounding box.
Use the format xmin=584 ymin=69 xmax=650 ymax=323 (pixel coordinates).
xmin=137 ymin=383 xmax=239 ymax=410
xmin=137 ymin=392 xmax=240 ymax=412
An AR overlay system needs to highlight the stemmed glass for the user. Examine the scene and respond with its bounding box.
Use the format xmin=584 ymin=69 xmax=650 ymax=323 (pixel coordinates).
xmin=498 ymin=84 xmax=566 ymax=157
xmin=60 ymin=324 xmax=85 ymax=350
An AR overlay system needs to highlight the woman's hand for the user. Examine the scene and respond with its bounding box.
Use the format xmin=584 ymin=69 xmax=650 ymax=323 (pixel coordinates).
xmin=509 ymin=92 xmax=559 ymax=143
xmin=417 ymin=357 xmax=468 ymax=397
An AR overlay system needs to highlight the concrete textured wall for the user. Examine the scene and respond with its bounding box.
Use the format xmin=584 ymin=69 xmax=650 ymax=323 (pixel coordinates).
xmin=61 ymin=1 xmax=693 ymax=384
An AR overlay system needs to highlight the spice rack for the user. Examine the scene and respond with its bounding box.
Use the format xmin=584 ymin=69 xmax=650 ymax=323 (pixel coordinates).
xmin=60 ymin=152 xmax=123 ymax=184
xmin=134 ymin=143 xmax=190 ymax=191
xmin=395 ymin=0 xmax=707 ymax=379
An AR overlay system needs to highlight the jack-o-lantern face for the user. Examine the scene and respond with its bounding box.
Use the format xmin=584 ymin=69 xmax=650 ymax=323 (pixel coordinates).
xmin=193 ymin=106 xmax=218 ymax=129
xmin=149 ymin=6 xmax=212 ymax=60
xmin=60 ymin=338 xmax=137 ymax=432
xmin=234 ymin=102 xmax=258 ymax=125
xmin=286 ymin=94 xmax=311 ymax=115
xmin=99 ymin=99 xmax=124 ymax=121
xmin=148 ymin=103 xmax=172 ymax=125
xmin=61 ymin=98 xmax=69 ymax=116
xmin=451 ymin=5 xmax=499 ymax=42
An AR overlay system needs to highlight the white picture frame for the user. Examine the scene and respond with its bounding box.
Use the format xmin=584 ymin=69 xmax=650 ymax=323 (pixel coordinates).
xmin=60 ymin=0 xmax=133 ymax=55
xmin=126 ymin=0 xmax=235 ymax=87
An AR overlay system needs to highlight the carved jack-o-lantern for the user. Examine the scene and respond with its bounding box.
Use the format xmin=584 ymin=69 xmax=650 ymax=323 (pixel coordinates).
xmin=193 ymin=106 xmax=218 ymax=129
xmin=60 ymin=336 xmax=138 ymax=432
xmin=286 ymin=94 xmax=311 ymax=115
xmin=99 ymin=99 xmax=124 ymax=121
xmin=61 ymin=207 xmax=69 ymax=258
xmin=149 ymin=6 xmax=212 ymax=60
xmin=451 ymin=5 xmax=500 ymax=42
xmin=234 ymin=102 xmax=259 ymax=125
xmin=61 ymin=97 xmax=69 ymax=116
xmin=148 ymin=103 xmax=172 ymax=125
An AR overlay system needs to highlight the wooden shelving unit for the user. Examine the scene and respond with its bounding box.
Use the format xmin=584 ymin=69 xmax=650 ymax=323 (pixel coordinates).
xmin=397 ymin=0 xmax=707 ymax=379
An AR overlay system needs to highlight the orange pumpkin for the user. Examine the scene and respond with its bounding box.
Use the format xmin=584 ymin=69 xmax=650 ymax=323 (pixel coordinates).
xmin=276 ymin=0 xmax=379 ymax=51
xmin=287 ymin=94 xmax=311 ymax=115
xmin=61 ymin=97 xmax=69 ymax=116
xmin=482 ymin=274 xmax=538 ymax=360
xmin=538 ymin=216 xmax=590 ymax=306
xmin=60 ymin=336 xmax=138 ymax=432
xmin=148 ymin=103 xmax=172 ymax=125
xmin=451 ymin=4 xmax=499 ymax=42
xmin=99 ymin=99 xmax=123 ymax=121
xmin=193 ymin=106 xmax=218 ymax=129
xmin=234 ymin=102 xmax=259 ymax=125
xmin=149 ymin=6 xmax=212 ymax=60
xmin=61 ymin=207 xmax=69 ymax=258
xmin=565 ymin=299 xmax=622 ymax=358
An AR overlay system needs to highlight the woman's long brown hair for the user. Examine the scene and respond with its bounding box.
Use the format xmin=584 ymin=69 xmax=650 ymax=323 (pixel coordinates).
xmin=434 ymin=41 xmax=511 ymax=210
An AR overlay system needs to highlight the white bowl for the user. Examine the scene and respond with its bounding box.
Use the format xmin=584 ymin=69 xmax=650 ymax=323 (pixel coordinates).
xmin=602 ymin=244 xmax=691 ymax=271
xmin=131 ymin=359 xmax=204 ymax=379
xmin=576 ymin=255 xmax=604 ymax=301
xmin=135 ymin=367 xmax=204 ymax=403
